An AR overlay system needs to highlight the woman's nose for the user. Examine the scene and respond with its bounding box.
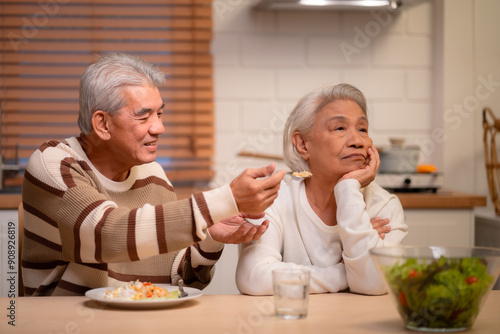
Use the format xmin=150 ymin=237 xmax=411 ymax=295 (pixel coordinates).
xmin=347 ymin=130 xmax=365 ymax=148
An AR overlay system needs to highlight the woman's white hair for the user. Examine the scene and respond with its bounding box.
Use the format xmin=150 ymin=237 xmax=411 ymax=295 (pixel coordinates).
xmin=78 ymin=52 xmax=166 ymax=134
xmin=283 ymin=83 xmax=367 ymax=172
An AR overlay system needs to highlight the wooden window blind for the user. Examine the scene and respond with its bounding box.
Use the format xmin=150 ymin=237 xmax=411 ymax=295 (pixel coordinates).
xmin=0 ymin=0 xmax=214 ymax=189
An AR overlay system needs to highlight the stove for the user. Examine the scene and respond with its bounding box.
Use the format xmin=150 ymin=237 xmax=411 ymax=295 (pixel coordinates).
xmin=375 ymin=173 xmax=444 ymax=193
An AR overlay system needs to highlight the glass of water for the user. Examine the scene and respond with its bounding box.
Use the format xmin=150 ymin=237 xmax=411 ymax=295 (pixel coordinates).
xmin=272 ymin=268 xmax=311 ymax=320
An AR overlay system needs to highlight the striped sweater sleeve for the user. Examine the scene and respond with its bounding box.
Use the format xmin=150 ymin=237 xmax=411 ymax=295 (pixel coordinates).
xmin=22 ymin=140 xmax=239 ymax=265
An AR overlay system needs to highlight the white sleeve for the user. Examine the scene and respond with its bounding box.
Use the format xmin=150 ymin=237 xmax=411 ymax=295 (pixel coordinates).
xmin=236 ymin=202 xmax=348 ymax=295
xmin=334 ymin=179 xmax=408 ymax=295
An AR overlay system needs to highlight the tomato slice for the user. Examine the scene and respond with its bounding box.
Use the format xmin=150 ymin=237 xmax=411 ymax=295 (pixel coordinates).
xmin=399 ymin=291 xmax=408 ymax=306
xmin=465 ymin=276 xmax=479 ymax=285
xmin=407 ymin=268 xmax=422 ymax=278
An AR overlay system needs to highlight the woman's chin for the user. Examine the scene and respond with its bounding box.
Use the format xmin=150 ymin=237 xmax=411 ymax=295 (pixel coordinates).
xmin=344 ymin=163 xmax=366 ymax=173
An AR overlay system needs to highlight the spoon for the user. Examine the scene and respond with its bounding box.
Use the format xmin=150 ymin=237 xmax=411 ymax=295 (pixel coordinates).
xmin=178 ymin=278 xmax=188 ymax=298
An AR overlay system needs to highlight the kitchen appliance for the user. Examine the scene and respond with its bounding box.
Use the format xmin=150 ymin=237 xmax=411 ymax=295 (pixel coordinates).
xmin=375 ymin=172 xmax=444 ymax=193
xmin=376 ymin=138 xmax=442 ymax=192
xmin=379 ymin=145 xmax=420 ymax=174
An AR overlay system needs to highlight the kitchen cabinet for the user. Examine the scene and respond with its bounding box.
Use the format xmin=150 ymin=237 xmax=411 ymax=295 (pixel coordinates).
xmin=403 ymin=209 xmax=475 ymax=246
xmin=396 ymin=189 xmax=487 ymax=247
xmin=474 ymin=208 xmax=500 ymax=290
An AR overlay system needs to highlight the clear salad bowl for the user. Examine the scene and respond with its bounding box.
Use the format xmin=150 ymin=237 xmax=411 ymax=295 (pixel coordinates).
xmin=369 ymin=246 xmax=500 ymax=332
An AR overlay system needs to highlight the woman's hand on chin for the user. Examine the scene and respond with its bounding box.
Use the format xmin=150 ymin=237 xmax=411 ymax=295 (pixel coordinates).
xmin=339 ymin=146 xmax=380 ymax=188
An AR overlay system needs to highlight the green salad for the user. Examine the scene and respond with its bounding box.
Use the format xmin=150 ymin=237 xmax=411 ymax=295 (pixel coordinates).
xmin=383 ymin=256 xmax=494 ymax=330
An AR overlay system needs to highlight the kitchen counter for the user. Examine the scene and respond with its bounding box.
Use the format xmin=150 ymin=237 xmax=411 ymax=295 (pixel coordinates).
xmin=394 ymin=189 xmax=487 ymax=209
xmin=177 ymin=187 xmax=488 ymax=209
xmin=1 ymin=188 xmax=486 ymax=210
xmin=0 ymin=194 xmax=21 ymax=210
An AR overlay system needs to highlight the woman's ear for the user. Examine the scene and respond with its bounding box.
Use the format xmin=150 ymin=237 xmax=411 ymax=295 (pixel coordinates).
xmin=292 ymin=131 xmax=309 ymax=160
xmin=91 ymin=110 xmax=111 ymax=141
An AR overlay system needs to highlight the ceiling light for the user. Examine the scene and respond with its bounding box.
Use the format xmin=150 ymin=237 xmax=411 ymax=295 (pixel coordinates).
xmin=254 ymin=0 xmax=404 ymax=11
xmin=299 ymin=0 xmax=391 ymax=7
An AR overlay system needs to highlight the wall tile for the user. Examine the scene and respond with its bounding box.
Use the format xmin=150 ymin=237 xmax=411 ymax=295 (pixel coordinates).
xmin=408 ymin=2 xmax=433 ymax=35
xmin=213 ymin=0 xmax=274 ymax=33
xmin=215 ymin=68 xmax=275 ymax=99
xmin=212 ymin=34 xmax=240 ymax=66
xmin=241 ymin=102 xmax=289 ymax=132
xmin=308 ymin=37 xmax=370 ymax=66
xmin=215 ymin=133 xmax=248 ymax=164
xmin=341 ymin=10 xmax=405 ymax=37
xmin=277 ymin=69 xmax=341 ymax=99
xmin=342 ymin=69 xmax=405 ymax=99
xmin=372 ymin=36 xmax=432 ymax=66
xmin=241 ymin=36 xmax=304 ymax=66
xmin=276 ymin=11 xmax=341 ymax=35
xmin=214 ymin=101 xmax=240 ymax=132
xmin=371 ymin=102 xmax=433 ymax=131
xmin=407 ymin=69 xmax=433 ymax=99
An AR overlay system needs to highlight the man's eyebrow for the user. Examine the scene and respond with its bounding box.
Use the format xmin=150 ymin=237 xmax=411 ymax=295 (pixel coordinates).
xmin=135 ymin=103 xmax=165 ymax=116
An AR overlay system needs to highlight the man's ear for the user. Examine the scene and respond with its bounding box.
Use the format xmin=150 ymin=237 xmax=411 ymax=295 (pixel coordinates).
xmin=91 ymin=110 xmax=111 ymax=141
xmin=292 ymin=131 xmax=309 ymax=160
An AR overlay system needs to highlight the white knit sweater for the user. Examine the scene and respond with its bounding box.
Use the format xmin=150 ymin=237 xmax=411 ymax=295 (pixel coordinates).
xmin=236 ymin=175 xmax=408 ymax=295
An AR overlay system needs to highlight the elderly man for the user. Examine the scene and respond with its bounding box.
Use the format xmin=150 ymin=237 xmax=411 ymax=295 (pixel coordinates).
xmin=21 ymin=52 xmax=285 ymax=296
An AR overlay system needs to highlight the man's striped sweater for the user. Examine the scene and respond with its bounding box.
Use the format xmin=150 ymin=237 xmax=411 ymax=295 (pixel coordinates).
xmin=21 ymin=137 xmax=238 ymax=296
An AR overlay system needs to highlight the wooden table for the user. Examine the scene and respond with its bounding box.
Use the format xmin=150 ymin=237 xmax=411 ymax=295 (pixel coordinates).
xmin=1 ymin=291 xmax=499 ymax=334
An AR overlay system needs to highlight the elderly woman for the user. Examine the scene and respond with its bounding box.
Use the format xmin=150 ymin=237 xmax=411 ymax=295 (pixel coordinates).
xmin=236 ymin=83 xmax=408 ymax=295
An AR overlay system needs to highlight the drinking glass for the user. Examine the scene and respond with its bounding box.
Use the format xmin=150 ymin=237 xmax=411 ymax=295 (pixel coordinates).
xmin=272 ymin=268 xmax=311 ymax=320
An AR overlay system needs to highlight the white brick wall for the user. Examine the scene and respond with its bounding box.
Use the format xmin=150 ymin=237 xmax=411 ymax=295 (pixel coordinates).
xmin=212 ymin=0 xmax=434 ymax=183
xmin=205 ymin=0 xmax=500 ymax=296
xmin=277 ymin=69 xmax=341 ymax=99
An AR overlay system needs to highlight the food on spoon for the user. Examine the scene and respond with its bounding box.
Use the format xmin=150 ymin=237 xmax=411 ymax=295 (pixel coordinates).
xmin=104 ymin=280 xmax=181 ymax=300
xmin=292 ymin=171 xmax=312 ymax=178
xmin=382 ymin=255 xmax=494 ymax=330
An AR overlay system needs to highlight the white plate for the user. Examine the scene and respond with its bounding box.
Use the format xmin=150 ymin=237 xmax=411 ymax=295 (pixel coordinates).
xmin=85 ymin=284 xmax=202 ymax=309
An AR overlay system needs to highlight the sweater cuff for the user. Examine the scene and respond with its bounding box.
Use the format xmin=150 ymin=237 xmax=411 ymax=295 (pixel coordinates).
xmin=170 ymin=249 xmax=186 ymax=285
xmin=334 ymin=179 xmax=361 ymax=207
xmin=203 ymin=183 xmax=239 ymax=224
xmin=199 ymin=231 xmax=224 ymax=253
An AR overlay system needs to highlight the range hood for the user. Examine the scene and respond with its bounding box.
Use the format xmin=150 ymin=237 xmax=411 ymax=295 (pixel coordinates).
xmin=253 ymin=0 xmax=405 ymax=11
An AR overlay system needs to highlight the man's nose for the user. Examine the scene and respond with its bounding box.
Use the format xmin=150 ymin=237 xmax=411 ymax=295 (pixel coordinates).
xmin=150 ymin=116 xmax=165 ymax=134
